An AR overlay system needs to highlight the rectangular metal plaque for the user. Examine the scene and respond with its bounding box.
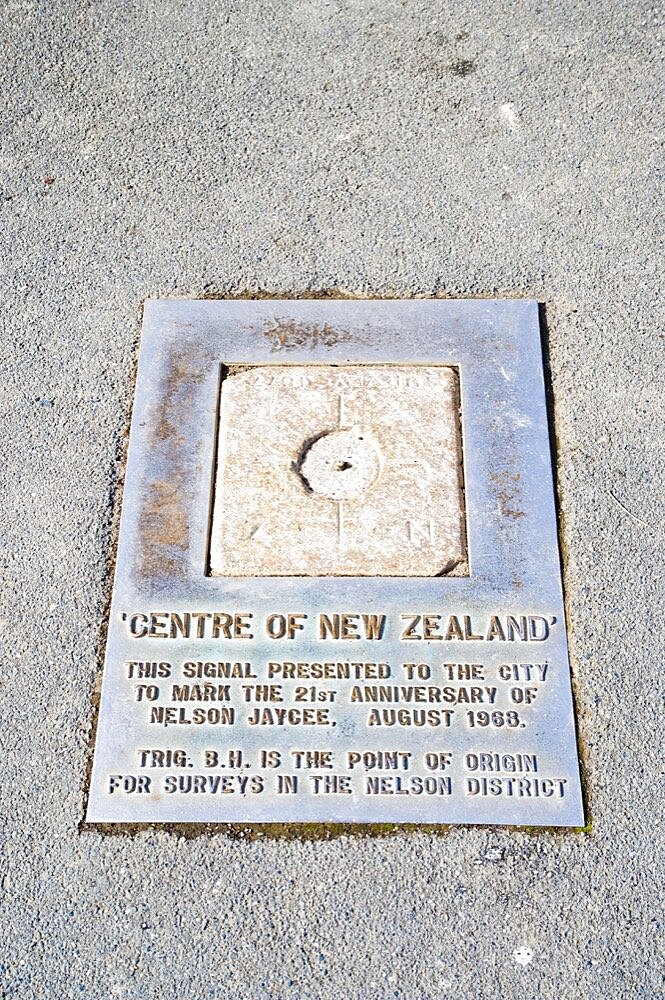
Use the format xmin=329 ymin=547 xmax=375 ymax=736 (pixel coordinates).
xmin=86 ymin=299 xmax=584 ymax=827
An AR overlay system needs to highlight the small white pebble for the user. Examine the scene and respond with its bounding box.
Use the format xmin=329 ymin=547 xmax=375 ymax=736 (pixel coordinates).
xmin=513 ymin=946 xmax=534 ymax=966
xmin=500 ymin=102 xmax=521 ymax=128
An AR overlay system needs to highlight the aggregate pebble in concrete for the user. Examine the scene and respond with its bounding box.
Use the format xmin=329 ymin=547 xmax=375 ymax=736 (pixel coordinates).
xmin=0 ymin=1 xmax=663 ymax=998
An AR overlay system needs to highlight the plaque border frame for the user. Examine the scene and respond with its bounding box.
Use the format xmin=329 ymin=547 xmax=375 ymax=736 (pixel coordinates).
xmin=86 ymin=298 xmax=585 ymax=828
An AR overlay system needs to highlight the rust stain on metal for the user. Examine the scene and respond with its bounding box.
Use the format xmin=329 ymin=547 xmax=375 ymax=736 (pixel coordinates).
xmin=139 ymin=479 xmax=189 ymax=577
xmin=152 ymin=415 xmax=185 ymax=450
xmin=137 ymin=355 xmax=205 ymax=583
xmin=162 ymin=357 xmax=205 ymax=398
xmin=262 ymin=318 xmax=358 ymax=352
xmin=490 ymin=469 xmax=526 ymax=520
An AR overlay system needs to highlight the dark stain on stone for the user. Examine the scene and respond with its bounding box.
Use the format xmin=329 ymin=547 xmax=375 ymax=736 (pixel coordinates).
xmin=291 ymin=429 xmax=331 ymax=494
xmin=449 ymin=58 xmax=476 ymax=77
xmin=434 ymin=556 xmax=465 ymax=577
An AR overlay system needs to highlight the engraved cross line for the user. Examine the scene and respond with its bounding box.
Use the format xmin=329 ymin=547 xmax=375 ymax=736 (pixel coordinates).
xmin=337 ymin=392 xmax=345 ymax=548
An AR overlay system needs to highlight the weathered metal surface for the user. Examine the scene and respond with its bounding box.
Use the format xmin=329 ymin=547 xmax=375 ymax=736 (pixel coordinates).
xmin=86 ymin=299 xmax=584 ymax=827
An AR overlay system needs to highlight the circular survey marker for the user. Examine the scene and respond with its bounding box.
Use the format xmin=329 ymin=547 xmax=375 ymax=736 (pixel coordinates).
xmin=299 ymin=428 xmax=383 ymax=501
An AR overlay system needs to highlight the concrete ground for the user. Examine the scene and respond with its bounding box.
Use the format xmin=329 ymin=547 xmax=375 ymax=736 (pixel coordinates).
xmin=1 ymin=1 xmax=662 ymax=997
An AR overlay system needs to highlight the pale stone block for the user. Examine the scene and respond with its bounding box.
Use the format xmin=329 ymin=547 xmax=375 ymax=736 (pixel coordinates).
xmin=209 ymin=365 xmax=466 ymax=576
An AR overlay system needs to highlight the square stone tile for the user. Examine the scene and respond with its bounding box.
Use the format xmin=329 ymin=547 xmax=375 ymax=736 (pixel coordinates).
xmin=209 ymin=364 xmax=466 ymax=576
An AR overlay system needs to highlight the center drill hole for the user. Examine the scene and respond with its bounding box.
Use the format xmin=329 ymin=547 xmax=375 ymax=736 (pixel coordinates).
xmin=337 ymin=461 xmax=353 ymax=471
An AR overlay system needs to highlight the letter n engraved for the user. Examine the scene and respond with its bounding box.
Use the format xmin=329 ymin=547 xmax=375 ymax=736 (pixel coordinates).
xmin=408 ymin=519 xmax=435 ymax=546
xmin=276 ymin=775 xmax=298 ymax=794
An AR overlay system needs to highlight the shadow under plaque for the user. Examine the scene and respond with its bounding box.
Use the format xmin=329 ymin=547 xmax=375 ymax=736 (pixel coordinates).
xmin=86 ymin=299 xmax=584 ymax=828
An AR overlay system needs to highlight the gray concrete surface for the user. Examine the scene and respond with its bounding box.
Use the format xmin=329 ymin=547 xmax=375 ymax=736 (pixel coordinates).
xmin=0 ymin=0 xmax=663 ymax=997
